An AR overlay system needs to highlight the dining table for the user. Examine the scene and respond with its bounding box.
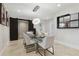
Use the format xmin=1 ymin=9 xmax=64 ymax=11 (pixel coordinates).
xmin=26 ymin=33 xmax=45 ymax=53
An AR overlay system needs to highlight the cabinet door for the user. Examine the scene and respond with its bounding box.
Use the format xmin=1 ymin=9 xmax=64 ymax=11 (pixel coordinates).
xmin=10 ymin=18 xmax=18 ymax=41
xmin=0 ymin=3 xmax=2 ymax=24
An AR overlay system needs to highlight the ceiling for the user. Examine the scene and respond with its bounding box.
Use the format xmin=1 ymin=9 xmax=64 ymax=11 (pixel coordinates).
xmin=4 ymin=3 xmax=79 ymax=20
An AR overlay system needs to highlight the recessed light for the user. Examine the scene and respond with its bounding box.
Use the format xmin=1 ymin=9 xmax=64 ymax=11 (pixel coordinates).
xmin=57 ymin=4 xmax=61 ymax=7
xmin=17 ymin=9 xmax=21 ymax=13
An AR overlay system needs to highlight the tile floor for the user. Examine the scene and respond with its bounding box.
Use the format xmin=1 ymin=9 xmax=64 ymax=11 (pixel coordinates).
xmin=1 ymin=39 xmax=79 ymax=56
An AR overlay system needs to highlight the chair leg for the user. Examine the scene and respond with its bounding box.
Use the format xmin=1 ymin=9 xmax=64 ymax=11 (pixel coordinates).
xmin=44 ymin=49 xmax=46 ymax=56
xmin=23 ymin=43 xmax=26 ymax=49
xmin=35 ymin=43 xmax=38 ymax=53
xmin=52 ymin=46 xmax=54 ymax=55
xmin=24 ymin=44 xmax=36 ymax=53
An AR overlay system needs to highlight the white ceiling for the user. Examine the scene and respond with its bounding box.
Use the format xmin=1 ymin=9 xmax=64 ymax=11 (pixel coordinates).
xmin=4 ymin=3 xmax=79 ymax=20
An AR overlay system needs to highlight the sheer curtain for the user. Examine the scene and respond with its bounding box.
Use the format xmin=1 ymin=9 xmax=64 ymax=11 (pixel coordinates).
xmin=0 ymin=24 xmax=9 ymax=55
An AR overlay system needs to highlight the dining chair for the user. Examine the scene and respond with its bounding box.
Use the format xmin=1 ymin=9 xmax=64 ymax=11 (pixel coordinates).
xmin=38 ymin=36 xmax=54 ymax=56
xmin=23 ymin=33 xmax=36 ymax=53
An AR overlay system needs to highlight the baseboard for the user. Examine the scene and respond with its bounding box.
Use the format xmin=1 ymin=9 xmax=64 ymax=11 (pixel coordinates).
xmin=0 ymin=40 xmax=9 ymax=55
xmin=55 ymin=40 xmax=79 ymax=50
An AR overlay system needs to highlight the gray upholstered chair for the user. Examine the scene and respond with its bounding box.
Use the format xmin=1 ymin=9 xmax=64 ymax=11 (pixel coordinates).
xmin=38 ymin=36 xmax=54 ymax=56
xmin=23 ymin=33 xmax=36 ymax=53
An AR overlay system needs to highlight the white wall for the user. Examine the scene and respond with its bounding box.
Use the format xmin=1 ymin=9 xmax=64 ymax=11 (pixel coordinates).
xmin=34 ymin=19 xmax=54 ymax=36
xmin=0 ymin=24 xmax=9 ymax=55
xmin=53 ymin=5 xmax=79 ymax=49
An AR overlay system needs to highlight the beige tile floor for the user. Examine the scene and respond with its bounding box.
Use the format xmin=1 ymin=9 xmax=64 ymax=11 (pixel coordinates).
xmin=1 ymin=39 xmax=79 ymax=56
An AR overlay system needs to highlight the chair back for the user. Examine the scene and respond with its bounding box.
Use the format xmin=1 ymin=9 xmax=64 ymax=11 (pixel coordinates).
xmin=23 ymin=33 xmax=32 ymax=45
xmin=38 ymin=36 xmax=54 ymax=49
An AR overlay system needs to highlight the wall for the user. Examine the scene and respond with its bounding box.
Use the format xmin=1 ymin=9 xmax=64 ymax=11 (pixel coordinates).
xmin=35 ymin=20 xmax=53 ymax=36
xmin=0 ymin=24 xmax=9 ymax=55
xmin=41 ymin=20 xmax=54 ymax=36
xmin=53 ymin=5 xmax=79 ymax=49
xmin=34 ymin=19 xmax=54 ymax=36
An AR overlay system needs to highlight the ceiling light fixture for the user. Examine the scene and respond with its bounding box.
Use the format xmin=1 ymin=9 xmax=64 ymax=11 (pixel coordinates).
xmin=57 ymin=4 xmax=61 ymax=7
xmin=33 ymin=5 xmax=40 ymax=12
xmin=32 ymin=5 xmax=40 ymax=25
xmin=32 ymin=18 xmax=40 ymax=25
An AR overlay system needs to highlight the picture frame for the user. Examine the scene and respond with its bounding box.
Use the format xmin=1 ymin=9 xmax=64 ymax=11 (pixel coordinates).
xmin=6 ymin=11 xmax=9 ymax=26
xmin=1 ymin=4 xmax=7 ymax=26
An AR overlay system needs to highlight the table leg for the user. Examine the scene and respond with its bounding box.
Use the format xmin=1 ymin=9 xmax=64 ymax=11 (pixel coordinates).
xmin=35 ymin=43 xmax=38 ymax=53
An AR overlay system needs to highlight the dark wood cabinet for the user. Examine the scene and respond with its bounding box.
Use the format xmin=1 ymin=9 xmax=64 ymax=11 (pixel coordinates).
xmin=28 ymin=20 xmax=36 ymax=34
xmin=10 ymin=17 xmax=36 ymax=41
xmin=10 ymin=17 xmax=18 ymax=41
xmin=0 ymin=3 xmax=2 ymax=24
xmin=28 ymin=20 xmax=33 ymax=31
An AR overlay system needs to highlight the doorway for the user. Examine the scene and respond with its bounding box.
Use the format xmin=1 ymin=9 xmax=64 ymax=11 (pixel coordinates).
xmin=18 ymin=20 xmax=28 ymax=39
